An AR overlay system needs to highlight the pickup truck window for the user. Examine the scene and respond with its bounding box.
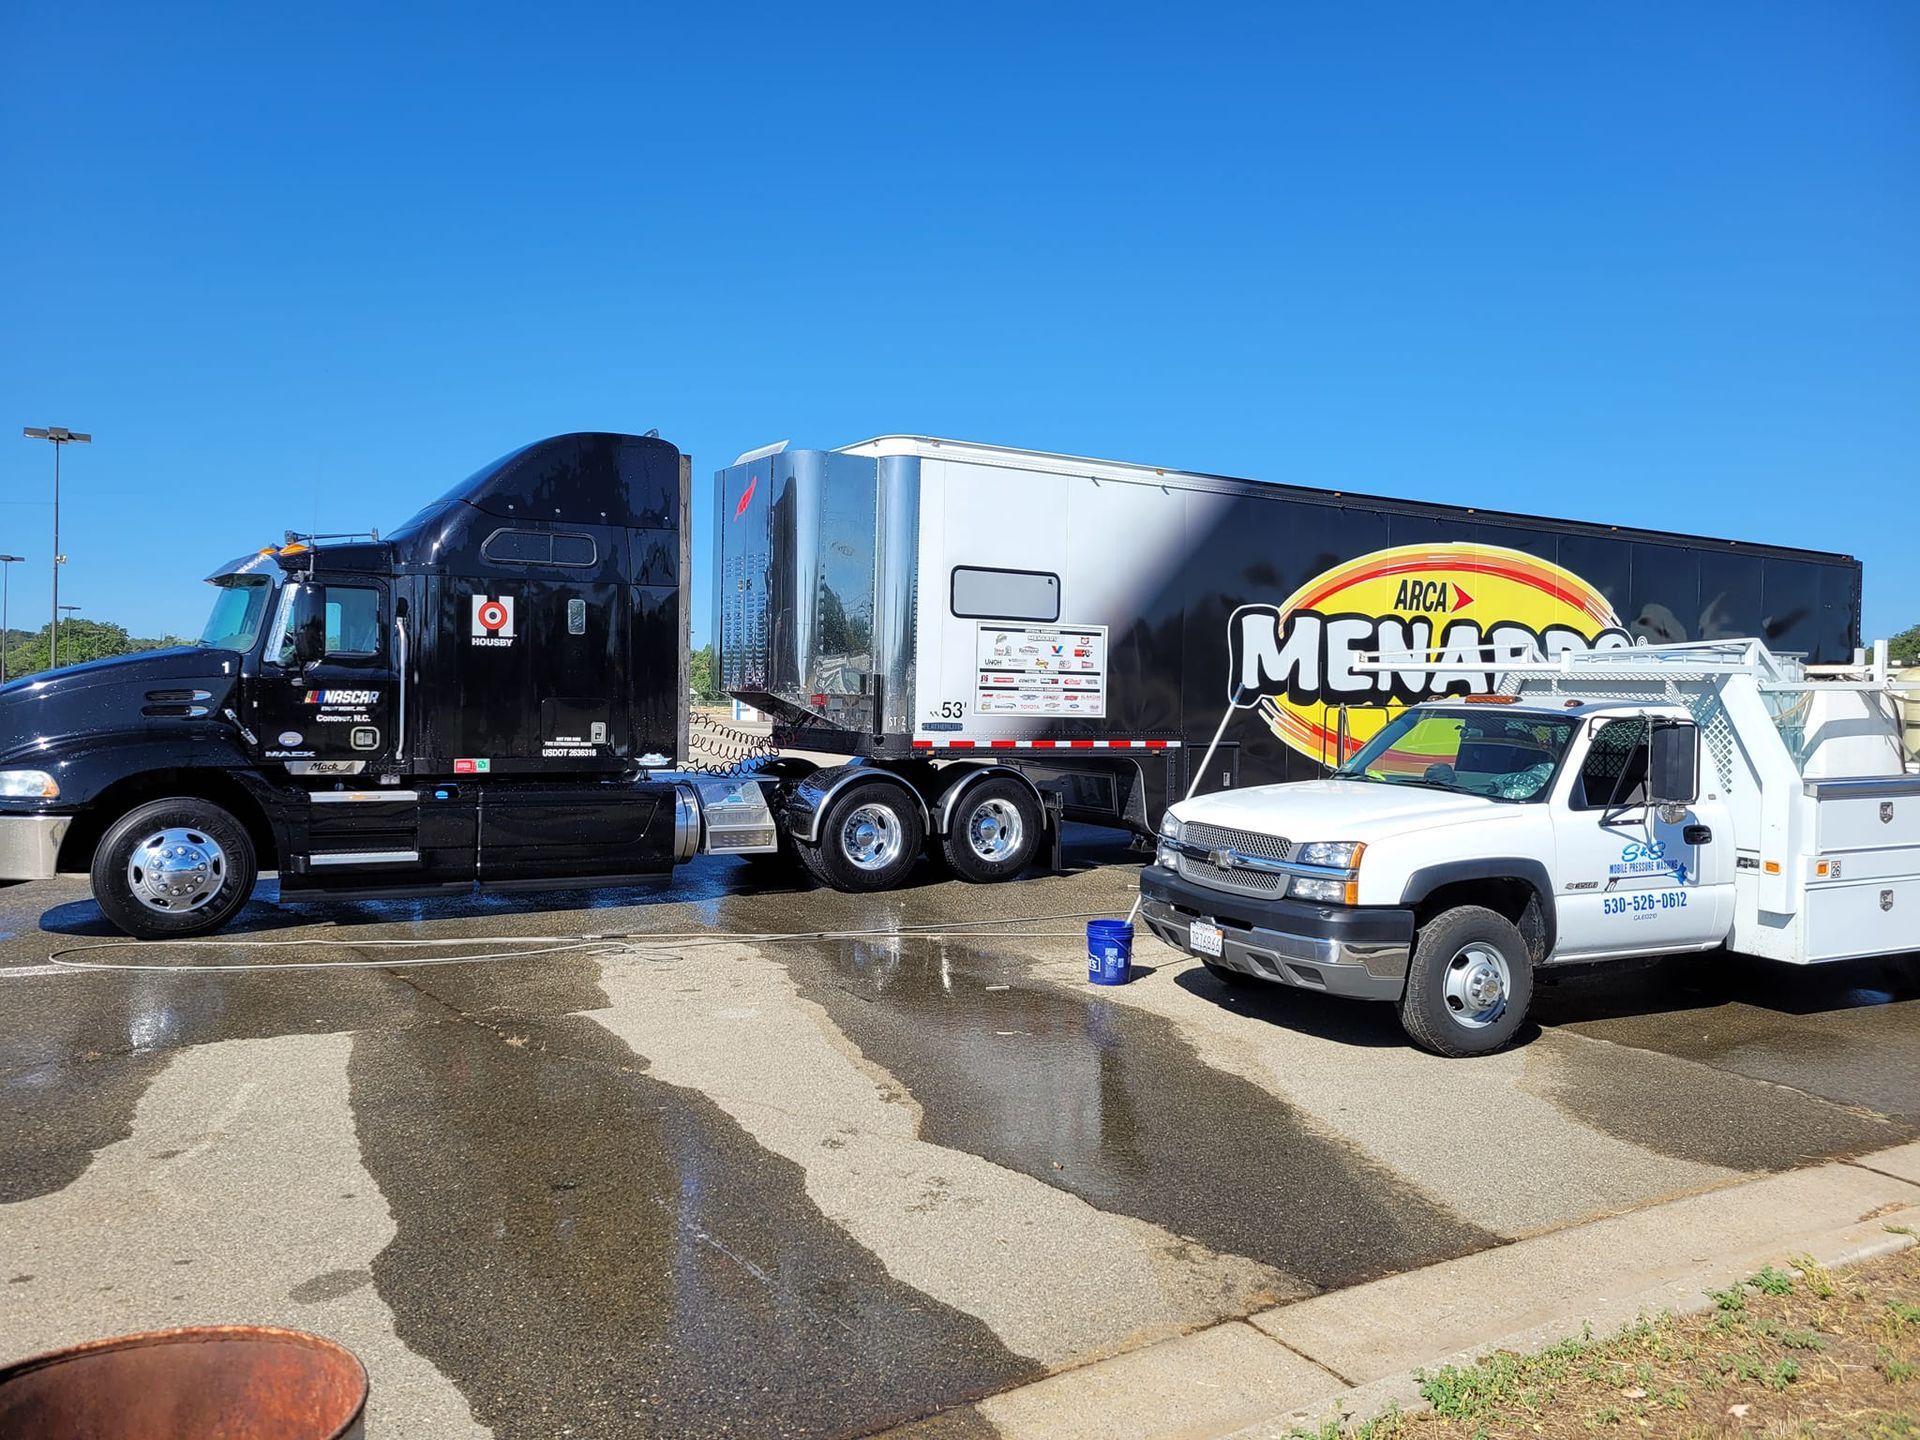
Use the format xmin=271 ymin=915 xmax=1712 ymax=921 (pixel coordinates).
xmin=1336 ymin=707 xmax=1577 ymax=802
xmin=1572 ymin=718 xmax=1649 ymax=810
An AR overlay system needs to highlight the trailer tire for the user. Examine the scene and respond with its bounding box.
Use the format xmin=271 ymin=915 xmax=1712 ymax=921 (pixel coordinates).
xmin=91 ymin=797 xmax=258 ymax=941
xmin=939 ymin=778 xmax=1042 ymax=883
xmin=794 ymin=781 xmax=924 ymax=893
xmin=1398 ymin=905 xmax=1533 ymax=1057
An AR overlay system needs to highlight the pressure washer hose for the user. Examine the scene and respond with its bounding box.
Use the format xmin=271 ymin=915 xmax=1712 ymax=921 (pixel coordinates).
xmin=36 ymin=910 xmax=1117 ymax=975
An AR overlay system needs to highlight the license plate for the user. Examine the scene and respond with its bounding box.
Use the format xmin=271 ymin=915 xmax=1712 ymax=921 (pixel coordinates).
xmin=1189 ymin=920 xmax=1224 ymax=957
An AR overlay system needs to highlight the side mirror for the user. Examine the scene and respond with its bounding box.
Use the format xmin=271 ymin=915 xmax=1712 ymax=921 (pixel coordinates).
xmin=290 ymin=587 xmax=327 ymax=666
xmin=1649 ymin=721 xmax=1699 ymax=806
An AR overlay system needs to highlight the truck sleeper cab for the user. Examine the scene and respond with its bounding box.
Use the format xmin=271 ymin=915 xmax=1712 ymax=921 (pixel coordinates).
xmin=1140 ymin=640 xmax=1918 ymax=1057
xmin=0 ymin=433 xmax=702 ymax=939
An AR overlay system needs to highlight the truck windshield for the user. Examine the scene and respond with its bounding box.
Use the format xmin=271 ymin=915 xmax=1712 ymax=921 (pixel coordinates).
xmin=198 ymin=576 xmax=275 ymax=653
xmin=1334 ymin=706 xmax=1577 ymax=802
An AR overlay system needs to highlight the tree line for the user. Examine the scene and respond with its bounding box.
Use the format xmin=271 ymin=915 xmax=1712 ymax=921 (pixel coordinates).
xmin=2 ymin=619 xmax=191 ymax=680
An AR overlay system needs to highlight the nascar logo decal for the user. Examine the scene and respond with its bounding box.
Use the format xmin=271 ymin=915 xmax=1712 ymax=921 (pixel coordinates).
xmin=471 ymin=595 xmax=516 ymax=647
xmin=1227 ymin=542 xmax=1631 ymax=761
xmin=304 ymin=689 xmax=380 ymax=706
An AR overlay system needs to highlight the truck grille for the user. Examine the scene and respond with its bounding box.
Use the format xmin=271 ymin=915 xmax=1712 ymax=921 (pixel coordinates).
xmin=1182 ymin=823 xmax=1292 ymax=861
xmin=1176 ymin=853 xmax=1288 ymax=898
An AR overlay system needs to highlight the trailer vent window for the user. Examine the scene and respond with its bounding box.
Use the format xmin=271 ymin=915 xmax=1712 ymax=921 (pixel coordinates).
xmin=951 ymin=566 xmax=1060 ymax=622
xmin=483 ymin=529 xmax=598 ymax=568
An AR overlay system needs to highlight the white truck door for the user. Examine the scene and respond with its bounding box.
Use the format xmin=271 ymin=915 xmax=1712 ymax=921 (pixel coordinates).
xmin=1551 ymin=716 xmax=1732 ymax=957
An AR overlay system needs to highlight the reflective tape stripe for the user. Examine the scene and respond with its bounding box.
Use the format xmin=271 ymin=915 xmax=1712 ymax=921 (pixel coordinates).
xmin=909 ymin=739 xmax=1182 ymax=750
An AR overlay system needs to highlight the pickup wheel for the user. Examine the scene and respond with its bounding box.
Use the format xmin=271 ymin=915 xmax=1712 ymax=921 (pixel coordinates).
xmin=91 ymin=798 xmax=258 ymax=941
xmin=793 ymin=781 xmax=924 ymax=893
xmin=1399 ymin=905 xmax=1533 ymax=1057
xmin=939 ymin=779 xmax=1042 ymax=883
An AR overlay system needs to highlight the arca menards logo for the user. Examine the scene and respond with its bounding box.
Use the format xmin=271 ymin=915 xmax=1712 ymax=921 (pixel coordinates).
xmin=1226 ymin=542 xmax=1632 ymax=762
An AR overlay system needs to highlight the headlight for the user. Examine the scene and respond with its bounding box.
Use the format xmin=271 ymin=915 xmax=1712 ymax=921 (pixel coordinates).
xmin=1158 ymin=811 xmax=1182 ymax=840
xmin=1296 ymin=840 xmax=1362 ymax=869
xmin=0 ymin=769 xmax=58 ymax=800
xmin=1155 ymin=843 xmax=1178 ymax=869
xmin=1291 ymin=875 xmax=1347 ymax=903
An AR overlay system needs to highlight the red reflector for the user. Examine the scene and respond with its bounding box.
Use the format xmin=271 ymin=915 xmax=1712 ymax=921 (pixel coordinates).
xmin=1069 ymin=739 xmax=1095 ymax=748
xmin=949 ymin=740 xmax=975 ymax=748
xmin=990 ymin=739 xmax=1015 ymax=748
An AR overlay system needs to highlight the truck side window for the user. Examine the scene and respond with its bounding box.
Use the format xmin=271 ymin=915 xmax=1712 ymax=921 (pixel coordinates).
xmin=1574 ymin=719 xmax=1649 ymax=810
xmin=483 ymin=529 xmax=597 ymax=567
xmin=323 ymin=587 xmax=382 ymax=658
xmin=951 ymin=566 xmax=1060 ymax=621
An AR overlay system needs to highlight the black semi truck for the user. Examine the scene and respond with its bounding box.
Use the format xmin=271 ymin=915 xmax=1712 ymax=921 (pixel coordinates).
xmin=0 ymin=430 xmax=1863 ymax=938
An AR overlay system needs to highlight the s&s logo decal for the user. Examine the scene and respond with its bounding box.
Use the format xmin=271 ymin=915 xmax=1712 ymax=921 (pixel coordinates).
xmin=1227 ymin=543 xmax=1632 ymax=762
xmin=471 ymin=595 xmax=516 ymax=648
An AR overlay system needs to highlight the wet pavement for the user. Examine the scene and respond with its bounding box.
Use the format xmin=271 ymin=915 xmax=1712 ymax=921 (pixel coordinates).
xmin=2 ymin=833 xmax=1917 ymax=1437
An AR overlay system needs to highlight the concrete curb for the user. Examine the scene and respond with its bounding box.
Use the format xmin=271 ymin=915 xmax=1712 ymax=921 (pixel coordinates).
xmin=872 ymin=1142 xmax=1920 ymax=1440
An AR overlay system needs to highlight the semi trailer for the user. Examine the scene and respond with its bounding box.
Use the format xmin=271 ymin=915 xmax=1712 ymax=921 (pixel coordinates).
xmin=714 ymin=434 xmax=1861 ymax=891
xmin=0 ymin=429 xmax=1870 ymax=938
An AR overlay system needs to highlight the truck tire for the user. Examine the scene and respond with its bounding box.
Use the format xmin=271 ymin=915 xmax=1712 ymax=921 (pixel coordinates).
xmin=1398 ymin=905 xmax=1533 ymax=1057
xmin=939 ymin=778 xmax=1042 ymax=883
xmin=794 ymin=781 xmax=924 ymax=893
xmin=91 ymin=797 xmax=258 ymax=941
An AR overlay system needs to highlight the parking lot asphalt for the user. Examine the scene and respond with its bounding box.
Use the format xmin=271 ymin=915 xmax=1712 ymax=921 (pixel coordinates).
xmin=2 ymin=832 xmax=1916 ymax=1438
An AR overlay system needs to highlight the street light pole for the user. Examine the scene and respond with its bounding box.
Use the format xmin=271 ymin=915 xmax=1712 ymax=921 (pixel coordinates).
xmin=23 ymin=426 xmax=91 ymax=671
xmin=0 ymin=556 xmax=21 ymax=685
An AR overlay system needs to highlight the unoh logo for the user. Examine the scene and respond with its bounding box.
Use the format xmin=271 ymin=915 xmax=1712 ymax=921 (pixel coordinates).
xmin=1227 ymin=542 xmax=1632 ymax=761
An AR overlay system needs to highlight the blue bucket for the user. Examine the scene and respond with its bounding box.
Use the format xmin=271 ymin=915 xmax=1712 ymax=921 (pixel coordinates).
xmin=1087 ymin=919 xmax=1134 ymax=986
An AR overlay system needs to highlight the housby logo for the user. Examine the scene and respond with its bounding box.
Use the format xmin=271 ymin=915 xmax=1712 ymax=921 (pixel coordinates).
xmin=471 ymin=595 xmax=516 ymax=648
xmin=1227 ymin=542 xmax=1632 ymax=761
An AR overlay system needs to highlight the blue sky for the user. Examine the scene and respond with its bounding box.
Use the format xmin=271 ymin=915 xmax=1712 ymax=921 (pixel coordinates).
xmin=3 ymin=2 xmax=1915 ymax=646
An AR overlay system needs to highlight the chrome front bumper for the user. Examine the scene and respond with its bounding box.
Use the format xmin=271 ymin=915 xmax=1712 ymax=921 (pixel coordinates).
xmin=0 ymin=814 xmax=68 ymax=881
xmin=1137 ymin=865 xmax=1412 ymax=1001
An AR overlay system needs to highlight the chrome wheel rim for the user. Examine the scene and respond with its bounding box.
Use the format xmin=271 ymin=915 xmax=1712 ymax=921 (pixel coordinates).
xmin=840 ymin=804 xmax=904 ymax=872
xmin=1443 ymin=942 xmax=1510 ymax=1028
xmin=964 ymin=797 xmax=1024 ymax=863
xmin=126 ymin=827 xmax=227 ymax=914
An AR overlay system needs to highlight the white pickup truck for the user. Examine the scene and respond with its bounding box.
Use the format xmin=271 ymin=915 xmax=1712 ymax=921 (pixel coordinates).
xmin=1140 ymin=639 xmax=1920 ymax=1056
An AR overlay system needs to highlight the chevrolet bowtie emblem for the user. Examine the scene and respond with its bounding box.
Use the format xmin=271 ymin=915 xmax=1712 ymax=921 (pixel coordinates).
xmin=1209 ymin=849 xmax=1238 ymax=870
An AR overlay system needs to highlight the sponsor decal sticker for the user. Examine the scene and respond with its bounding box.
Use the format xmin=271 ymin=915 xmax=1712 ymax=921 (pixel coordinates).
xmin=453 ymin=758 xmax=492 ymax=774
xmin=278 ymin=730 xmax=304 ymax=746
xmin=1226 ymin=542 xmax=1632 ymax=762
xmin=304 ymin=689 xmax=380 ymax=706
xmin=1611 ymin=840 xmax=1686 ymax=882
xmin=471 ymin=595 xmax=516 ymax=647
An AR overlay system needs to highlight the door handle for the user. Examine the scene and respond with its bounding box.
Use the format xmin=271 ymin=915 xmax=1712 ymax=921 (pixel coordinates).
xmin=1684 ymin=824 xmax=1713 ymax=844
